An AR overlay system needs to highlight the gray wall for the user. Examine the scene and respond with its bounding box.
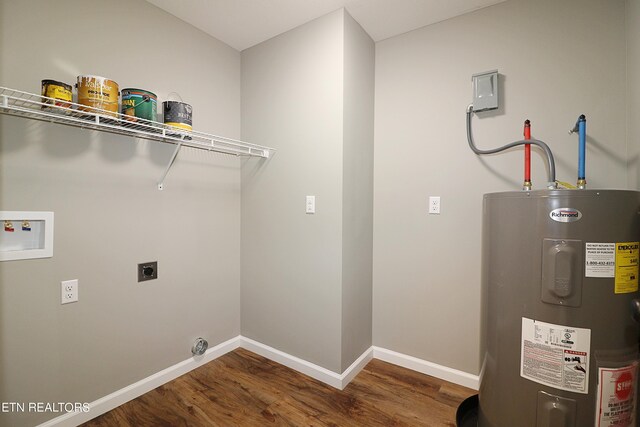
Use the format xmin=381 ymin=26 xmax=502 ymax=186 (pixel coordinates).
xmin=373 ymin=0 xmax=627 ymax=374
xmin=241 ymin=9 xmax=374 ymax=374
xmin=1 ymin=2 xmax=635 ymax=424
xmin=628 ymin=0 xmax=640 ymax=189
xmin=0 ymin=1 xmax=242 ymax=425
xmin=241 ymin=9 xmax=346 ymax=373
xmin=341 ymin=12 xmax=374 ymax=371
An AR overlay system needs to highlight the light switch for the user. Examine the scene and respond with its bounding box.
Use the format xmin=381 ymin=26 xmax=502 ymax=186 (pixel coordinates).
xmin=306 ymin=196 xmax=315 ymax=214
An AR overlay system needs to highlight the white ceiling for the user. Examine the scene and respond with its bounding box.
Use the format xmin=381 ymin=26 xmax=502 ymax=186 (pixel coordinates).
xmin=146 ymin=0 xmax=507 ymax=51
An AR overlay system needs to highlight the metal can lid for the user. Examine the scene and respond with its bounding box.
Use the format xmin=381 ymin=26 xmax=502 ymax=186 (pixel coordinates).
xmin=76 ymin=75 xmax=118 ymax=86
xmin=42 ymin=80 xmax=72 ymax=91
xmin=77 ymin=74 xmax=108 ymax=80
xmin=163 ymin=100 xmax=191 ymax=107
xmin=122 ymin=88 xmax=157 ymax=98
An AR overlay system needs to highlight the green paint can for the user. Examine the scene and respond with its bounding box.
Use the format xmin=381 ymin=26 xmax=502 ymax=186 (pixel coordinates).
xmin=121 ymin=88 xmax=157 ymax=122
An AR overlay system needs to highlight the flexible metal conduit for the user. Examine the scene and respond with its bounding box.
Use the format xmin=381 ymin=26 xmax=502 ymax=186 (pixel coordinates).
xmin=466 ymin=104 xmax=557 ymax=188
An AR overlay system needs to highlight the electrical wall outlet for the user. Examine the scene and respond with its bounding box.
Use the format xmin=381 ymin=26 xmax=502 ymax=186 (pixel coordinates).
xmin=429 ymin=196 xmax=441 ymax=214
xmin=61 ymin=279 xmax=78 ymax=304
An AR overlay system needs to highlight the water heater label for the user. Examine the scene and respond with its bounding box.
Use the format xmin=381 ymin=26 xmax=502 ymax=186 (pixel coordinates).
xmin=520 ymin=318 xmax=591 ymax=394
xmin=596 ymin=363 xmax=638 ymax=427
xmin=614 ymin=242 xmax=639 ymax=294
xmin=549 ymin=208 xmax=582 ymax=223
xmin=586 ymin=243 xmax=616 ymax=278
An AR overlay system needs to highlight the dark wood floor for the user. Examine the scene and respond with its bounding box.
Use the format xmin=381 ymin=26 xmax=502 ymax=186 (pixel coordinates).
xmin=82 ymin=348 xmax=475 ymax=426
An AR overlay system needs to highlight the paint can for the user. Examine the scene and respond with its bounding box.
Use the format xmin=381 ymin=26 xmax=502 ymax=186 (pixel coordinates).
xmin=76 ymin=75 xmax=119 ymax=117
xmin=163 ymin=101 xmax=192 ymax=134
xmin=41 ymin=80 xmax=72 ymax=110
xmin=121 ymin=88 xmax=157 ymax=123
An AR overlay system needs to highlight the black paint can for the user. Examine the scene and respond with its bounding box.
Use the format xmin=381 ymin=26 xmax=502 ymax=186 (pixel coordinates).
xmin=163 ymin=101 xmax=192 ymax=133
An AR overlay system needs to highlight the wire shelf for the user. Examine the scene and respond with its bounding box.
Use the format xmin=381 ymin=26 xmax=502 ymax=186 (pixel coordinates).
xmin=0 ymin=86 xmax=273 ymax=158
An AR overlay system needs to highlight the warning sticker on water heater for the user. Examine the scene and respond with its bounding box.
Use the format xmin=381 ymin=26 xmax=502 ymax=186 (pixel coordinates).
xmin=521 ymin=318 xmax=591 ymax=394
xmin=596 ymin=363 xmax=638 ymax=427
xmin=586 ymin=243 xmax=615 ymax=278
xmin=614 ymin=242 xmax=639 ymax=294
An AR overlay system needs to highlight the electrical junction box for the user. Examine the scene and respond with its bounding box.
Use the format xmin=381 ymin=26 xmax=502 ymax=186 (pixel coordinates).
xmin=138 ymin=261 xmax=158 ymax=282
xmin=472 ymin=70 xmax=499 ymax=111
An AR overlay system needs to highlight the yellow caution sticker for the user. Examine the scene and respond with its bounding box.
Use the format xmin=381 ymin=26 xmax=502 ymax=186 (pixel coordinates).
xmin=615 ymin=242 xmax=639 ymax=294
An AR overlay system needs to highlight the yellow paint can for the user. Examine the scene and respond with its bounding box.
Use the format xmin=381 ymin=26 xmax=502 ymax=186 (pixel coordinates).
xmin=41 ymin=80 xmax=72 ymax=110
xmin=76 ymin=75 xmax=119 ymax=117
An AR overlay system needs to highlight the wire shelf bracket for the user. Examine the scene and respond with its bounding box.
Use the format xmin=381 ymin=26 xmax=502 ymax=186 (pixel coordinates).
xmin=157 ymin=140 xmax=183 ymax=191
xmin=0 ymin=86 xmax=275 ymax=190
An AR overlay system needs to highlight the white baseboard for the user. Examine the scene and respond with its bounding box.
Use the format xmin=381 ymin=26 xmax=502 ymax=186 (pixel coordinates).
xmin=38 ymin=338 xmax=475 ymax=427
xmin=240 ymin=336 xmax=372 ymax=390
xmin=372 ymin=346 xmax=479 ymax=390
xmin=341 ymin=346 xmax=374 ymax=387
xmin=37 ymin=336 xmax=241 ymax=427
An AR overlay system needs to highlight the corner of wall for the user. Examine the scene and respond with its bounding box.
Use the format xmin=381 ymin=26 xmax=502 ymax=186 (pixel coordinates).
xmin=340 ymin=10 xmax=375 ymax=372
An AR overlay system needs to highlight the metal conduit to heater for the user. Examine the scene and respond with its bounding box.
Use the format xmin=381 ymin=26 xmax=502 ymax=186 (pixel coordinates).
xmin=465 ymin=104 xmax=557 ymax=189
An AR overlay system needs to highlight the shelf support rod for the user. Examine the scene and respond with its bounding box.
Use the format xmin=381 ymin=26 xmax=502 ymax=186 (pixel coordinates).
xmin=157 ymin=140 xmax=184 ymax=191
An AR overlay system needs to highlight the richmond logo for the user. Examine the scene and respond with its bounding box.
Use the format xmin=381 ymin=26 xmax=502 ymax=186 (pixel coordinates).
xmin=549 ymin=208 xmax=582 ymax=223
